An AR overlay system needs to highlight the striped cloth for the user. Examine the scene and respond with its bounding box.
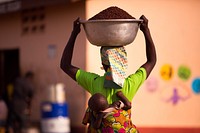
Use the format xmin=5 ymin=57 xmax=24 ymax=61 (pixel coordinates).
xmin=101 ymin=46 xmax=128 ymax=89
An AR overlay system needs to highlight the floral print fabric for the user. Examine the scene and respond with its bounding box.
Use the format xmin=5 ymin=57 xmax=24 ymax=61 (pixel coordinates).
xmin=82 ymin=108 xmax=138 ymax=133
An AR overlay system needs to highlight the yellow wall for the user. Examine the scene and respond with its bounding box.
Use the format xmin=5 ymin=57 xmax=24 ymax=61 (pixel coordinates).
xmin=85 ymin=0 xmax=200 ymax=127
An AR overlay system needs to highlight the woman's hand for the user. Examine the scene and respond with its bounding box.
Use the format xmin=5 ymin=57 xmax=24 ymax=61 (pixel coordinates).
xmin=73 ymin=17 xmax=81 ymax=35
xmin=139 ymin=15 xmax=149 ymax=33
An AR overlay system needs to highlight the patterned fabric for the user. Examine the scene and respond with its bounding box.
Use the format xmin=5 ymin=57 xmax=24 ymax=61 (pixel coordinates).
xmin=101 ymin=46 xmax=128 ymax=89
xmin=83 ymin=107 xmax=138 ymax=133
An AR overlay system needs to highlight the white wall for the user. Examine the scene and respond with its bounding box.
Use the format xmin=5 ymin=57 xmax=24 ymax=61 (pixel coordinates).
xmin=85 ymin=0 xmax=200 ymax=127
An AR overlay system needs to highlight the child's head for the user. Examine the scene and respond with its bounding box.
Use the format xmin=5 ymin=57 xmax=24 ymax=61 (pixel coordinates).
xmin=88 ymin=93 xmax=109 ymax=112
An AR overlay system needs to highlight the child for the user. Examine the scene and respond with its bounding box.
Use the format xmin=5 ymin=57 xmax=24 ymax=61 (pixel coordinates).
xmin=85 ymin=91 xmax=131 ymax=130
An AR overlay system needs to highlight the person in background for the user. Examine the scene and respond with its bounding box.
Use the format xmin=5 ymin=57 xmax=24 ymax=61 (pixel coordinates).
xmin=4 ymin=83 xmax=14 ymax=133
xmin=11 ymin=71 xmax=35 ymax=133
xmin=60 ymin=15 xmax=157 ymax=132
xmin=0 ymin=95 xmax=8 ymax=133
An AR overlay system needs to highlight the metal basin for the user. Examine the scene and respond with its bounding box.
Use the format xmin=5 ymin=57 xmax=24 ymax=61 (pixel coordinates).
xmin=80 ymin=19 xmax=142 ymax=46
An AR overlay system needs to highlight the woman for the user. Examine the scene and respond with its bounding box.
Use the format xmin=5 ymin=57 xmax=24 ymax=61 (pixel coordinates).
xmin=60 ymin=15 xmax=156 ymax=132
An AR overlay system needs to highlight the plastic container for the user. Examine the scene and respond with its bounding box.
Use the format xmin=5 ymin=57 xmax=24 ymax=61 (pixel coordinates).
xmin=40 ymin=83 xmax=70 ymax=133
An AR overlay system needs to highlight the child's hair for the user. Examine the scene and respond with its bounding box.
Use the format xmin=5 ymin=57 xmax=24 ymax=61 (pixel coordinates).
xmin=88 ymin=93 xmax=109 ymax=112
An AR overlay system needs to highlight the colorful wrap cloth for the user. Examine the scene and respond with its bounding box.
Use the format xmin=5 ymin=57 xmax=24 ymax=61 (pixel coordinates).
xmin=100 ymin=46 xmax=128 ymax=89
xmin=82 ymin=107 xmax=138 ymax=133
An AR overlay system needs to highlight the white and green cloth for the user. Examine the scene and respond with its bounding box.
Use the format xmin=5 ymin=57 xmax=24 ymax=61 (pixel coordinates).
xmin=101 ymin=46 xmax=128 ymax=89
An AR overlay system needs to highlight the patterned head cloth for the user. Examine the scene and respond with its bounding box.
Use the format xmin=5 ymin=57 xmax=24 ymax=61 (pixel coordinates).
xmin=100 ymin=46 xmax=128 ymax=89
